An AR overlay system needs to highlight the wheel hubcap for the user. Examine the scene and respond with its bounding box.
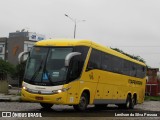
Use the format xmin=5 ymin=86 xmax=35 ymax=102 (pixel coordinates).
xmin=127 ymin=101 xmax=130 ymax=108
xmin=79 ymin=97 xmax=86 ymax=109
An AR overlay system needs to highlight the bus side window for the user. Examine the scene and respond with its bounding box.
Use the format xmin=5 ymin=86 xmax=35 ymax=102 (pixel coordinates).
xmin=86 ymin=49 xmax=101 ymax=71
xmin=136 ymin=65 xmax=146 ymax=78
xmin=101 ymin=53 xmax=111 ymax=71
xmin=123 ymin=61 xmax=131 ymax=76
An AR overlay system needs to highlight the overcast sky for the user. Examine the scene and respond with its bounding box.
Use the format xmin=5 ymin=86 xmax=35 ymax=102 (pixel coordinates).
xmin=0 ymin=0 xmax=160 ymax=68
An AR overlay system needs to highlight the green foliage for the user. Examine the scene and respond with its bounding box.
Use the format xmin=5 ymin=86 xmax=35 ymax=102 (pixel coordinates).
xmin=0 ymin=59 xmax=16 ymax=80
xmin=15 ymin=60 xmax=26 ymax=85
xmin=0 ymin=59 xmax=26 ymax=86
xmin=111 ymin=48 xmax=146 ymax=63
xmin=145 ymin=96 xmax=160 ymax=101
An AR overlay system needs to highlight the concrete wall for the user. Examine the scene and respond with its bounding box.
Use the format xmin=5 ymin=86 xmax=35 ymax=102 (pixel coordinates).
xmin=0 ymin=80 xmax=8 ymax=93
xmin=0 ymin=37 xmax=7 ymax=60
xmin=7 ymin=37 xmax=26 ymax=65
xmin=1 ymin=35 xmax=36 ymax=86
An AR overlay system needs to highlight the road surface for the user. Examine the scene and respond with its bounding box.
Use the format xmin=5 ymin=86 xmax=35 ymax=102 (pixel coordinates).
xmin=0 ymin=101 xmax=160 ymax=120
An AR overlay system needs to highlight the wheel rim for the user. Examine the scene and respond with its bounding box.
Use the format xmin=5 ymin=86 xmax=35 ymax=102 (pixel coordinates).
xmin=79 ymin=97 xmax=86 ymax=109
xmin=126 ymin=100 xmax=130 ymax=108
xmin=131 ymin=97 xmax=135 ymax=108
xmin=132 ymin=97 xmax=135 ymax=105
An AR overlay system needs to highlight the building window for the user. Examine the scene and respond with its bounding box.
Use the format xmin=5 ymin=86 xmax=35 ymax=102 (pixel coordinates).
xmin=0 ymin=47 xmax=3 ymax=53
xmin=28 ymin=47 xmax=32 ymax=51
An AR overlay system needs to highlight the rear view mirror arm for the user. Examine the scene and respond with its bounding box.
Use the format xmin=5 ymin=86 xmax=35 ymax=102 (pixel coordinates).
xmin=65 ymin=52 xmax=81 ymax=67
xmin=18 ymin=51 xmax=29 ymax=64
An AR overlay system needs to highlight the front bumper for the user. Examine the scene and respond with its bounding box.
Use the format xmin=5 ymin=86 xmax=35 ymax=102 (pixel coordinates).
xmin=21 ymin=88 xmax=67 ymax=104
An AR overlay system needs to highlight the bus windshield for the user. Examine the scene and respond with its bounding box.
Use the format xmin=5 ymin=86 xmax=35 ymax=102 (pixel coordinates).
xmin=24 ymin=47 xmax=73 ymax=86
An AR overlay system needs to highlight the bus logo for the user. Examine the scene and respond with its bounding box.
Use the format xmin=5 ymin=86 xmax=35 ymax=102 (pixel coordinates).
xmin=128 ymin=79 xmax=142 ymax=85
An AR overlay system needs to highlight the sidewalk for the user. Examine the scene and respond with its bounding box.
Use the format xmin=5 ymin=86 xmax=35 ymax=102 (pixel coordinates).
xmin=0 ymin=87 xmax=21 ymax=102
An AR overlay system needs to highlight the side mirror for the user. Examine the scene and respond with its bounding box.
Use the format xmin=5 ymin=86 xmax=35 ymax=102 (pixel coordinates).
xmin=18 ymin=51 xmax=29 ymax=64
xmin=65 ymin=52 xmax=81 ymax=67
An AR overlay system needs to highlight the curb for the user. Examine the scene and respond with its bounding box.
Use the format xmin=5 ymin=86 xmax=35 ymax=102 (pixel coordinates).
xmin=10 ymin=96 xmax=21 ymax=102
xmin=0 ymin=96 xmax=21 ymax=102
xmin=0 ymin=98 xmax=11 ymax=102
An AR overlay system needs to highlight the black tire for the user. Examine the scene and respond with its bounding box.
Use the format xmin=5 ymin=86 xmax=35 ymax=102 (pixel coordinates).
xmin=73 ymin=93 xmax=89 ymax=111
xmin=130 ymin=96 xmax=136 ymax=109
xmin=94 ymin=104 xmax=108 ymax=110
xmin=125 ymin=95 xmax=131 ymax=109
xmin=40 ymin=103 xmax=53 ymax=109
xmin=118 ymin=95 xmax=132 ymax=109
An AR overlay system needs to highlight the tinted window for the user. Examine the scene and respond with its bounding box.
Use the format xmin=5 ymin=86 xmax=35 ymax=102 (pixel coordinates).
xmin=101 ymin=53 xmax=112 ymax=71
xmin=136 ymin=65 xmax=146 ymax=78
xmin=86 ymin=48 xmax=101 ymax=71
xmin=130 ymin=63 xmax=137 ymax=77
xmin=111 ymin=56 xmax=123 ymax=74
xmin=86 ymin=47 xmax=146 ymax=78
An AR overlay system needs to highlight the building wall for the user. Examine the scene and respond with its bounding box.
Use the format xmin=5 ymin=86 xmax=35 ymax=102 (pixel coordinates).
xmin=0 ymin=37 xmax=7 ymax=60
xmin=1 ymin=32 xmax=43 ymax=86
xmin=0 ymin=43 xmax=5 ymax=60
xmin=9 ymin=32 xmax=45 ymax=42
xmin=7 ymin=35 xmax=36 ymax=86
xmin=7 ymin=37 xmax=25 ymax=65
xmin=147 ymin=68 xmax=159 ymax=83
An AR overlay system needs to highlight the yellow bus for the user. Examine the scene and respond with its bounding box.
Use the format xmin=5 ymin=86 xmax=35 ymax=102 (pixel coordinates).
xmin=20 ymin=39 xmax=146 ymax=111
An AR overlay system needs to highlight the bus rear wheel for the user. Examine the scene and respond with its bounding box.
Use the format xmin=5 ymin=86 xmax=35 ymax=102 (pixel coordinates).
xmin=40 ymin=103 xmax=53 ymax=109
xmin=118 ymin=95 xmax=132 ymax=109
xmin=130 ymin=96 xmax=136 ymax=109
xmin=73 ymin=93 xmax=89 ymax=111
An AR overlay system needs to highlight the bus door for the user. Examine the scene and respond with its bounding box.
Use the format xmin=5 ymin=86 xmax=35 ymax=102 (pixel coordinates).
xmin=66 ymin=55 xmax=81 ymax=104
xmin=84 ymin=48 xmax=103 ymax=102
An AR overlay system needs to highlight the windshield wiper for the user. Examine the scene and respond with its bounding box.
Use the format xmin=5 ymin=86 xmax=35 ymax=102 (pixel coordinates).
xmin=30 ymin=61 xmax=43 ymax=82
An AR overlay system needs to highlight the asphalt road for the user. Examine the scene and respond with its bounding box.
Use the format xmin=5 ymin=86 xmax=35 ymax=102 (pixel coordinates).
xmin=0 ymin=101 xmax=160 ymax=120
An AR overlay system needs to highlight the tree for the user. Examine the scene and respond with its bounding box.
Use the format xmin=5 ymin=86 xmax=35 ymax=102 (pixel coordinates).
xmin=111 ymin=48 xmax=146 ymax=63
xmin=15 ymin=60 xmax=27 ymax=86
xmin=0 ymin=59 xmax=15 ymax=80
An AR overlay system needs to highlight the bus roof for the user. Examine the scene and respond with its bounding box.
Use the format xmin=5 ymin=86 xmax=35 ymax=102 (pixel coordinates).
xmin=35 ymin=39 xmax=146 ymax=66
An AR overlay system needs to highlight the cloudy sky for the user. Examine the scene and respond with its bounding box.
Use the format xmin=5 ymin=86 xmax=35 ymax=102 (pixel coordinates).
xmin=0 ymin=0 xmax=160 ymax=68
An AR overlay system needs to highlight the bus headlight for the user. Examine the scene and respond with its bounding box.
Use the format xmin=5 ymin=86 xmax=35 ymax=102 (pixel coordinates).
xmin=52 ymin=87 xmax=71 ymax=94
xmin=57 ymin=90 xmax=62 ymax=93
xmin=22 ymin=86 xmax=27 ymax=90
xmin=22 ymin=82 xmax=27 ymax=90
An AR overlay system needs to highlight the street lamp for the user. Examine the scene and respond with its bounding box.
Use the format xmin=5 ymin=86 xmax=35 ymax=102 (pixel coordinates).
xmin=65 ymin=14 xmax=85 ymax=39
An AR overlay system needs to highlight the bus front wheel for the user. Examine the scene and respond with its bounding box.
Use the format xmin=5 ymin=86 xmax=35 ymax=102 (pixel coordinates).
xmin=73 ymin=93 xmax=89 ymax=111
xmin=40 ymin=103 xmax=53 ymax=109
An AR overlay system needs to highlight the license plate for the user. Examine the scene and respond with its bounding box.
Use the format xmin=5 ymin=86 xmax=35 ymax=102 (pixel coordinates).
xmin=35 ymin=96 xmax=43 ymax=100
